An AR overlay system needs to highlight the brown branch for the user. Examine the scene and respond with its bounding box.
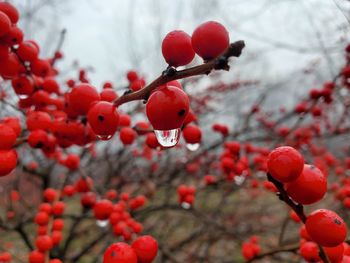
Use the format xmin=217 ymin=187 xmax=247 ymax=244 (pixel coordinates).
xmin=267 ymin=173 xmax=330 ymax=263
xmin=51 ymin=29 xmax=67 ymax=66
xmin=246 ymin=243 xmax=299 ymax=263
xmin=113 ymin=40 xmax=245 ymax=107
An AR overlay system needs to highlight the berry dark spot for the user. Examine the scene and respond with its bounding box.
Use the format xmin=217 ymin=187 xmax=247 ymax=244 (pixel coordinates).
xmin=111 ymin=251 xmax=117 ymax=258
xmin=178 ymin=109 xmax=185 ymax=117
xmin=334 ymin=218 xmax=342 ymax=225
xmin=36 ymin=142 xmax=44 ymax=148
xmin=98 ymin=115 xmax=104 ymax=122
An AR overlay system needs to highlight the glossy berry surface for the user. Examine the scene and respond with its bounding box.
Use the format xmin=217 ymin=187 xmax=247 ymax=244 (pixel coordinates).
xmin=119 ymin=127 xmax=137 ymax=145
xmin=93 ymin=199 xmax=113 ymax=220
xmin=0 ymin=150 xmax=17 ymax=176
xmin=87 ymin=101 xmax=119 ymax=138
xmin=0 ymin=124 xmax=16 ymax=150
xmin=191 ymin=21 xmax=229 ymax=60
xmin=300 ymin=242 xmax=319 ymax=262
xmin=305 ymin=209 xmax=347 ymax=247
xmin=183 ymin=125 xmax=202 ymax=144
xmin=69 ymin=84 xmax=100 ymax=115
xmin=0 ymin=2 xmax=19 ymax=23
xmin=267 ymin=146 xmax=304 ymax=183
xmin=103 ymin=242 xmax=137 ymax=263
xmin=0 ymin=11 xmax=10 ymax=37
xmin=162 ymin=30 xmax=195 ymax=67
xmin=146 ymin=86 xmax=189 ymax=130
xmin=132 ymin=235 xmax=158 ymax=263
xmin=285 ymin=164 xmax=327 ymax=205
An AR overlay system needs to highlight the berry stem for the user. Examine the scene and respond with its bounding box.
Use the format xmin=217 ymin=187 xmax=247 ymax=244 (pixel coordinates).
xmin=113 ymin=40 xmax=245 ymax=107
xmin=267 ymin=173 xmax=330 ymax=263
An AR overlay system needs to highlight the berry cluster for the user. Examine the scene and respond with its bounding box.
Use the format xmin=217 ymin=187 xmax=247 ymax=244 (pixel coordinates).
xmin=267 ymin=146 xmax=348 ymax=262
xmin=104 ymin=235 xmax=158 ymax=263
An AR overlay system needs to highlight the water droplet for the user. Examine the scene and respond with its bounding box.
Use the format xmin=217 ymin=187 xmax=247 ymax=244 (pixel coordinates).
xmin=181 ymin=202 xmax=191 ymax=209
xmin=18 ymin=94 xmax=28 ymax=99
xmin=97 ymin=134 xmax=112 ymax=141
xmin=186 ymin=143 xmax=200 ymax=151
xmin=154 ymin=128 xmax=180 ymax=148
xmin=234 ymin=175 xmax=245 ymax=186
xmin=96 ymin=220 xmax=109 ymax=228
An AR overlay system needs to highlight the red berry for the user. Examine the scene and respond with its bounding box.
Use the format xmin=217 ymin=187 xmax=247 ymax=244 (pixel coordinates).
xmin=267 ymin=146 xmax=304 ymax=183
xmin=0 ymin=252 xmax=11 ymax=262
xmin=120 ymin=127 xmax=137 ymax=145
xmin=305 ymin=209 xmax=347 ymax=247
xmin=31 ymin=59 xmax=51 ymax=77
xmin=29 ymin=250 xmax=45 ymax=263
xmin=192 ymin=21 xmax=229 ymax=60
xmin=0 ymin=11 xmax=11 ymax=37
xmin=35 ymin=235 xmax=53 ymax=252
xmin=2 ymin=26 xmax=23 ymax=45
xmin=94 ymin=199 xmax=113 ymax=220
xmin=0 ymin=2 xmax=19 ymax=23
xmin=87 ymin=101 xmax=119 ymax=138
xmin=43 ymin=188 xmax=57 ymax=202
xmin=52 ymin=219 xmax=64 ymax=231
xmin=0 ymin=52 xmax=21 ymax=78
xmin=162 ymin=30 xmax=195 ymax=67
xmin=65 ymin=154 xmax=80 ymax=170
xmin=1 ymin=117 xmax=21 ymax=136
xmin=130 ymin=79 xmax=144 ymax=91
xmin=324 ymin=244 xmax=344 ymax=263
xmin=42 ymin=77 xmax=60 ymax=94
xmin=63 ymin=185 xmax=75 ymax=197
xmin=75 ymin=177 xmax=93 ymax=193
xmin=300 ymin=242 xmax=320 ymax=262
xmin=17 ymin=41 xmax=39 ymax=62
xmin=104 ymin=243 xmax=137 ymax=263
xmin=132 ymin=235 xmax=158 ymax=263
xmin=12 ymin=75 xmax=34 ymax=96
xmin=126 ymin=70 xmax=138 ymax=83
xmin=34 ymin=212 xmax=49 ymax=226
xmin=100 ymin=88 xmax=118 ymax=102
xmin=28 ymin=130 xmax=49 ymax=149
xmin=183 ymin=125 xmax=202 ymax=144
xmin=0 ymin=149 xmax=17 ymax=176
xmin=0 ymin=124 xmax=16 ymax=150
xmin=52 ymin=201 xmax=65 ymax=216
xmin=39 ymin=203 xmax=52 ymax=214
xmin=146 ymin=86 xmax=189 ymax=130
xmin=80 ymin=192 xmax=96 ymax=208
xmin=69 ymin=84 xmax=100 ymax=115
xmin=285 ymin=164 xmax=327 ymax=205
xmin=51 ymin=231 xmax=62 ymax=246
xmin=119 ymin=114 xmax=131 ymax=127
xmin=26 ymin=111 xmax=51 ymax=131
xmin=145 ymin=133 xmax=159 ymax=149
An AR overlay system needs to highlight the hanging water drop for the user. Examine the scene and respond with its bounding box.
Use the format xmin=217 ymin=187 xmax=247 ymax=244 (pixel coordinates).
xmin=96 ymin=219 xmax=109 ymax=228
xmin=18 ymin=94 xmax=28 ymax=99
xmin=186 ymin=143 xmax=200 ymax=151
xmin=154 ymin=128 xmax=180 ymax=147
xmin=181 ymin=202 xmax=191 ymax=209
xmin=234 ymin=175 xmax=245 ymax=186
xmin=97 ymin=134 xmax=112 ymax=141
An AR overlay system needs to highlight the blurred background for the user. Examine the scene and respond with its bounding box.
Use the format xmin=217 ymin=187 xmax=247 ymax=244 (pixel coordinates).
xmin=1 ymin=1 xmax=350 ymax=262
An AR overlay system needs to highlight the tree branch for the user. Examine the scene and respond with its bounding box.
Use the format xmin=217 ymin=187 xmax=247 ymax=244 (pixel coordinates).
xmin=113 ymin=40 xmax=245 ymax=107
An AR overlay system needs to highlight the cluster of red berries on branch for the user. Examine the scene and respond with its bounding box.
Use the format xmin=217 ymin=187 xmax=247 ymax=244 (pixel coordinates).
xmin=0 ymin=1 xmax=250 ymax=261
xmin=265 ymin=146 xmax=348 ymax=263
